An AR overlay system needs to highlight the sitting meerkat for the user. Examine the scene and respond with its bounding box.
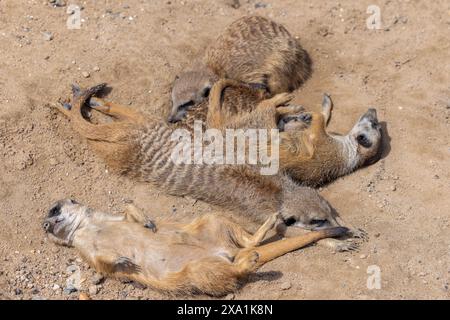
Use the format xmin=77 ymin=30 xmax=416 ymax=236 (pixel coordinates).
xmin=43 ymin=199 xmax=348 ymax=296
xmin=54 ymin=83 xmax=363 ymax=251
xmin=169 ymin=15 xmax=312 ymax=123
xmin=207 ymin=79 xmax=383 ymax=187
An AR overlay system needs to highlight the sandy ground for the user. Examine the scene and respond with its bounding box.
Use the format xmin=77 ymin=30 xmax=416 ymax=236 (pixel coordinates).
xmin=0 ymin=0 xmax=449 ymax=300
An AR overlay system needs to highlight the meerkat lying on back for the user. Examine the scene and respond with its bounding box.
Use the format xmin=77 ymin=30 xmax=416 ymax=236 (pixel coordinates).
xmin=43 ymin=199 xmax=348 ymax=296
xmin=169 ymin=15 xmax=312 ymax=123
xmin=206 ymin=79 xmax=383 ymax=187
xmin=54 ymin=84 xmax=362 ymax=251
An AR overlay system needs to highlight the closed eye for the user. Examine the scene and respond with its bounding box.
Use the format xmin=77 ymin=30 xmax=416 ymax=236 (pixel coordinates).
xmin=178 ymin=100 xmax=195 ymax=111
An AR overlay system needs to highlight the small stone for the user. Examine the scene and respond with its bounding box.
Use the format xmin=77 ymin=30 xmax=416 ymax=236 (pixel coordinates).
xmin=82 ymin=71 xmax=90 ymax=78
xmin=49 ymin=0 xmax=66 ymax=7
xmin=93 ymin=66 xmax=100 ymax=72
xmin=374 ymin=233 xmax=381 ymax=238
xmin=418 ymin=272 xmax=426 ymax=277
xmin=49 ymin=158 xmax=58 ymax=166
xmin=64 ymin=284 xmax=77 ymax=294
xmin=88 ymin=285 xmax=99 ymax=295
xmin=52 ymin=284 xmax=60 ymax=290
xmin=42 ymin=31 xmax=53 ymax=41
xmin=359 ymin=254 xmax=367 ymax=259
xmin=79 ymin=292 xmax=91 ymax=300
xmin=390 ymin=185 xmax=396 ymax=191
xmin=254 ymin=2 xmax=267 ymax=9
xmin=225 ymin=0 xmax=240 ymax=9
xmin=280 ymin=281 xmax=291 ymax=290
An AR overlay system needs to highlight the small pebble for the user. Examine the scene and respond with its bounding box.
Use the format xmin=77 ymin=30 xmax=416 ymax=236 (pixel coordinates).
xmin=42 ymin=32 xmax=53 ymax=41
xmin=280 ymin=281 xmax=291 ymax=290
xmin=64 ymin=284 xmax=77 ymax=294
xmin=79 ymin=292 xmax=91 ymax=300
xmin=359 ymin=254 xmax=367 ymax=259
xmin=93 ymin=66 xmax=100 ymax=72
xmin=52 ymin=284 xmax=60 ymax=290
xmin=88 ymin=285 xmax=99 ymax=295
xmin=82 ymin=71 xmax=90 ymax=78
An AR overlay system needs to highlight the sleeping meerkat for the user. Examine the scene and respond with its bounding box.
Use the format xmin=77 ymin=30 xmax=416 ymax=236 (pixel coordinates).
xmin=169 ymin=15 xmax=312 ymax=123
xmin=53 ymin=83 xmax=363 ymax=251
xmin=170 ymin=82 xmax=270 ymax=131
xmin=43 ymin=200 xmax=348 ymax=296
xmin=207 ymin=79 xmax=383 ymax=187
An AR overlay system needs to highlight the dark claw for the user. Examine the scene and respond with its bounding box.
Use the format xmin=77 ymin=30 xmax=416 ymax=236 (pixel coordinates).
xmin=144 ymin=220 xmax=157 ymax=233
xmin=115 ymin=257 xmax=141 ymax=274
xmin=299 ymin=113 xmax=312 ymax=123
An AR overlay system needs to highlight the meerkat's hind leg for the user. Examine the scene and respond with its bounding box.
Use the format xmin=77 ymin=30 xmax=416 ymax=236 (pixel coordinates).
xmin=322 ymin=93 xmax=333 ymax=126
xmin=89 ymin=97 xmax=145 ymax=123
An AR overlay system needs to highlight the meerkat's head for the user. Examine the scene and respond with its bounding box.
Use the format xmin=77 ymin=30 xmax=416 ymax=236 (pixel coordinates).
xmin=43 ymin=199 xmax=90 ymax=246
xmin=169 ymin=70 xmax=217 ymax=123
xmin=279 ymin=175 xmax=341 ymax=231
xmin=348 ymin=108 xmax=382 ymax=166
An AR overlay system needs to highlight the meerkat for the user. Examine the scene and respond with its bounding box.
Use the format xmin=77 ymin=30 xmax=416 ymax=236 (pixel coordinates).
xmin=169 ymin=15 xmax=312 ymax=123
xmin=171 ymin=82 xmax=270 ymax=132
xmin=43 ymin=199 xmax=348 ymax=296
xmin=207 ymin=79 xmax=383 ymax=187
xmin=54 ymin=83 xmax=363 ymax=251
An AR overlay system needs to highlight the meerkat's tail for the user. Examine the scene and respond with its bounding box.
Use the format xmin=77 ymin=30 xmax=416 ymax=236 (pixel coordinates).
xmin=253 ymin=227 xmax=348 ymax=266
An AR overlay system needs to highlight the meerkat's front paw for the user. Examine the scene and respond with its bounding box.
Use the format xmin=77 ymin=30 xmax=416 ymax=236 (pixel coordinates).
xmin=333 ymin=239 xmax=360 ymax=252
xmin=348 ymin=228 xmax=368 ymax=241
xmin=319 ymin=238 xmax=360 ymax=252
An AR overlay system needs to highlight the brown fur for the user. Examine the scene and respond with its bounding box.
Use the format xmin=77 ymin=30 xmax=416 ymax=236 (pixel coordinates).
xmin=43 ymin=199 xmax=348 ymax=296
xmin=170 ymin=15 xmax=312 ymax=122
xmin=206 ymin=79 xmax=383 ymax=186
xmin=54 ymin=84 xmax=365 ymax=251
xmin=172 ymin=82 xmax=270 ymax=131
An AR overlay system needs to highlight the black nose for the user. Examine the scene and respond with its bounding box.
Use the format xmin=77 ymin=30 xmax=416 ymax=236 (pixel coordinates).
xmin=42 ymin=221 xmax=52 ymax=232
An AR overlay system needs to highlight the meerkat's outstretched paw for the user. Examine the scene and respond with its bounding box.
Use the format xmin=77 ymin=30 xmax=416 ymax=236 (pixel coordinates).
xmin=348 ymin=228 xmax=368 ymax=241
xmin=319 ymin=238 xmax=360 ymax=253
